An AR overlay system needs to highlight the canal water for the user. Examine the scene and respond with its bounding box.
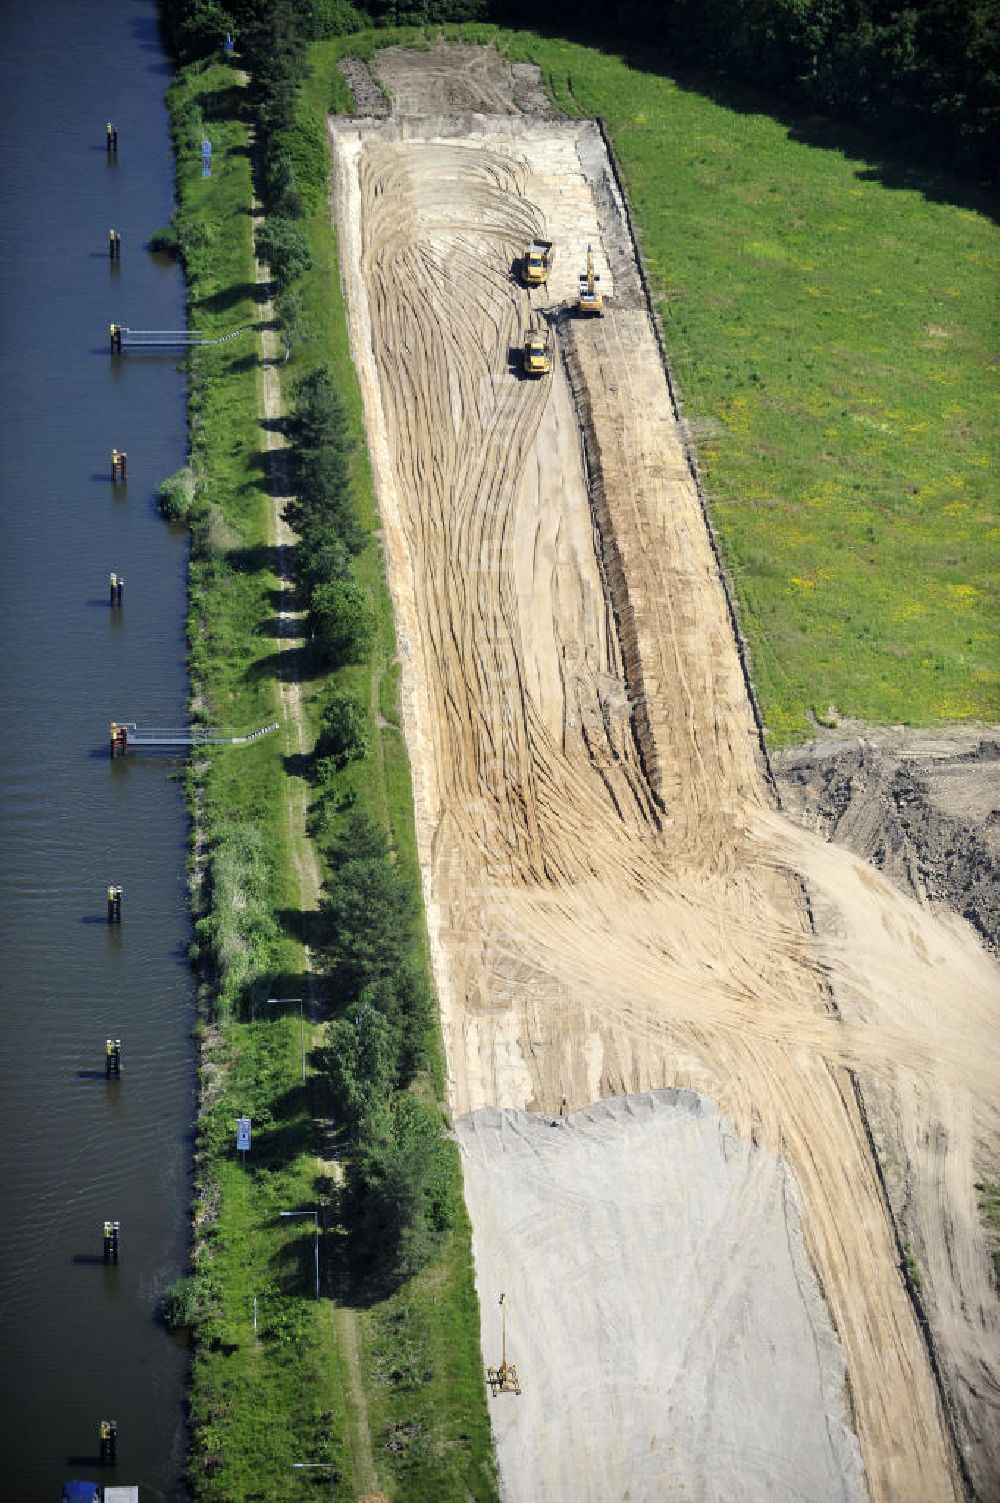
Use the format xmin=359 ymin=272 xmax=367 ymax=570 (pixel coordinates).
xmin=0 ymin=3 xmax=193 ymax=1498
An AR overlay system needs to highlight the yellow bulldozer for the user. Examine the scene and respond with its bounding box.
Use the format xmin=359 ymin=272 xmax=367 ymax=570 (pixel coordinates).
xmin=522 ymin=327 xmax=553 ymax=377
xmin=577 ymin=244 xmax=603 ymax=316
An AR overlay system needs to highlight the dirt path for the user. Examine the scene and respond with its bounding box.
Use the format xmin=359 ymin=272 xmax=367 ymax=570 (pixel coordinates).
xmin=329 ymin=48 xmax=999 ymax=1503
xmin=254 ymin=219 xmax=379 ymax=1498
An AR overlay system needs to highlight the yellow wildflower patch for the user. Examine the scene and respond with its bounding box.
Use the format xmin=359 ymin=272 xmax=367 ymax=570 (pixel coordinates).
xmin=934 ymin=695 xmax=978 ymax=718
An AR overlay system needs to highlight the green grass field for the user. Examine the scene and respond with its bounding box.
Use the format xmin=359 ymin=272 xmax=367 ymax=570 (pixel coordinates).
xmin=317 ymin=23 xmax=998 ymax=746
xmin=525 ymin=37 xmax=999 ymax=744
xmin=524 ymin=31 xmax=1000 ymax=743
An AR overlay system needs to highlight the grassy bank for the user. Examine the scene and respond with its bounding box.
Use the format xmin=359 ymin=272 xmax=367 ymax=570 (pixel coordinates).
xmin=167 ymin=55 xmax=497 ymax=1503
xmin=313 ymin=23 xmax=997 ymax=746
xmin=165 ymin=58 xmax=348 ymax=1502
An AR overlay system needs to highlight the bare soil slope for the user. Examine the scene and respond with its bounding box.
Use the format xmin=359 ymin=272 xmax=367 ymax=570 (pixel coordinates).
xmin=330 ymin=45 xmax=1000 ymax=1503
xmin=776 ymin=725 xmax=1000 ymax=954
xmin=375 ymin=41 xmax=554 ymax=118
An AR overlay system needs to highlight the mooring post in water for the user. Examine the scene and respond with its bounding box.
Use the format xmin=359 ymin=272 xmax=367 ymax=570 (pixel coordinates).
xmin=109 ymin=228 xmax=121 ymax=261
xmin=106 ymin=885 xmax=123 ymax=924
xmin=109 ymin=722 xmax=128 ymax=757
xmin=105 ymin=120 xmax=117 ymax=153
xmin=99 ymin=1418 xmax=118 ymax=1464
xmin=109 ymin=323 xmax=122 ymax=355
xmin=102 ymin=1222 xmax=120 ymax=1265
xmin=110 ymin=447 xmax=127 ymax=482
xmin=105 ymin=1038 xmax=122 ymax=1079
xmin=109 ymin=572 xmax=124 ymax=608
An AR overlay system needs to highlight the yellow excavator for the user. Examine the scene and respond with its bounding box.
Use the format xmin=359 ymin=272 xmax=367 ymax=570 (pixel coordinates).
xmin=577 ymin=244 xmax=603 ymax=316
xmin=522 ymin=327 xmax=552 ymax=377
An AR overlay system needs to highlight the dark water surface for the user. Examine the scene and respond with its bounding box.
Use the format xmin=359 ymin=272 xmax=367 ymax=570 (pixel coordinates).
xmin=0 ymin=2 xmax=193 ymax=1497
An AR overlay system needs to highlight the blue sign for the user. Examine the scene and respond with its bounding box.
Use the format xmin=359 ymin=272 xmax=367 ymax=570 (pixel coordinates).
xmin=202 ymin=139 xmax=212 ymax=179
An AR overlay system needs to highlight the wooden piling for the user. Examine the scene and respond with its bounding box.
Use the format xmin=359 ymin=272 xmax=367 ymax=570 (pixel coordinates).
xmin=109 ymin=723 xmax=128 ymax=757
xmin=105 ymin=1038 xmax=122 ymax=1078
xmin=110 ymin=448 xmax=127 ymax=482
xmin=99 ymin=1418 xmax=118 ymax=1465
xmin=106 ymin=885 xmax=123 ymax=923
xmin=102 ymin=1221 xmax=120 ymax=1265
xmin=105 ymin=121 xmax=118 ymax=153
xmin=109 ymin=573 xmax=124 ymax=608
xmin=109 ymin=228 xmax=121 ymax=261
xmin=109 ymin=323 xmax=123 ymax=355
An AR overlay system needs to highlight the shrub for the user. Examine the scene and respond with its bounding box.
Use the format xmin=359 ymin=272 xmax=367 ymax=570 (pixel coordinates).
xmin=375 ymin=963 xmax=432 ymax=1087
xmin=158 ymin=466 xmax=196 ymax=521
xmin=159 ymin=1269 xmax=220 ymax=1330
xmin=310 ymin=578 xmax=375 ymax=666
xmin=319 ymin=812 xmax=414 ymax=995
xmin=315 ymin=688 xmax=370 ymax=771
xmin=324 ymin=999 xmax=397 ymax=1131
xmin=348 ymin=1094 xmax=457 ymax=1283
xmin=284 ymin=363 xmax=364 ymax=553
xmin=166 ymin=0 xmax=236 ymax=64
xmin=256 ymin=215 xmax=312 ymax=291
xmin=149 ymin=224 xmax=181 ymax=258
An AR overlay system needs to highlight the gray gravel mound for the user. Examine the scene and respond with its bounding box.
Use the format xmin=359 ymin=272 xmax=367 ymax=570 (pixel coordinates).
xmin=457 ymin=1092 xmax=867 ymax=1503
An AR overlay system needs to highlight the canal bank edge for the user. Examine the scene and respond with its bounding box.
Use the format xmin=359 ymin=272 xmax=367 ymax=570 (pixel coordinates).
xmin=161 ymin=47 xmax=499 ymax=1503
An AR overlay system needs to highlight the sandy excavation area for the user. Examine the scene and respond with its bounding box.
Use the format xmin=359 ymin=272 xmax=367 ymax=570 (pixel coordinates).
xmin=331 ymin=45 xmax=1000 ymax=1502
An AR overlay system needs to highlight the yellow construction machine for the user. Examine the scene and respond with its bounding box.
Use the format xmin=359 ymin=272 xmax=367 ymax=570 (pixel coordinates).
xmin=522 ymin=327 xmax=553 ymax=377
xmin=577 ymin=244 xmax=603 ymax=316
xmin=523 ymin=238 xmax=554 ymax=287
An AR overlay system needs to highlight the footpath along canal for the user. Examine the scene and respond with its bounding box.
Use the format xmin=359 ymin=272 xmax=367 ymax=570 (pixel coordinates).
xmin=0 ymin=3 xmax=193 ymax=1497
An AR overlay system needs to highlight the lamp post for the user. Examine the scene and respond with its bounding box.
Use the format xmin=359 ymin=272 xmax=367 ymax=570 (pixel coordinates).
xmin=280 ymin=1209 xmax=319 ymax=1299
xmin=291 ymin=1462 xmax=335 ymax=1500
xmin=267 ymin=995 xmax=306 ymax=1082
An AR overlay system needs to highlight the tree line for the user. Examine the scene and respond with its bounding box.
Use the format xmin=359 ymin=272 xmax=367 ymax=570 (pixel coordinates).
xmin=160 ymin=0 xmax=997 ymax=184
xmin=315 ymin=813 xmax=457 ymax=1284
xmin=538 ymin=0 xmax=999 ymax=183
xmin=158 ymin=0 xmax=460 ymax=1286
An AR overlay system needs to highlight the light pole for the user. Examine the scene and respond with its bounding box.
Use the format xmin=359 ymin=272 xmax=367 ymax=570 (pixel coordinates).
xmin=292 ymin=1462 xmax=335 ymax=1500
xmin=280 ymin=1208 xmax=319 ymax=1299
xmin=267 ymin=995 xmax=306 ymax=1082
